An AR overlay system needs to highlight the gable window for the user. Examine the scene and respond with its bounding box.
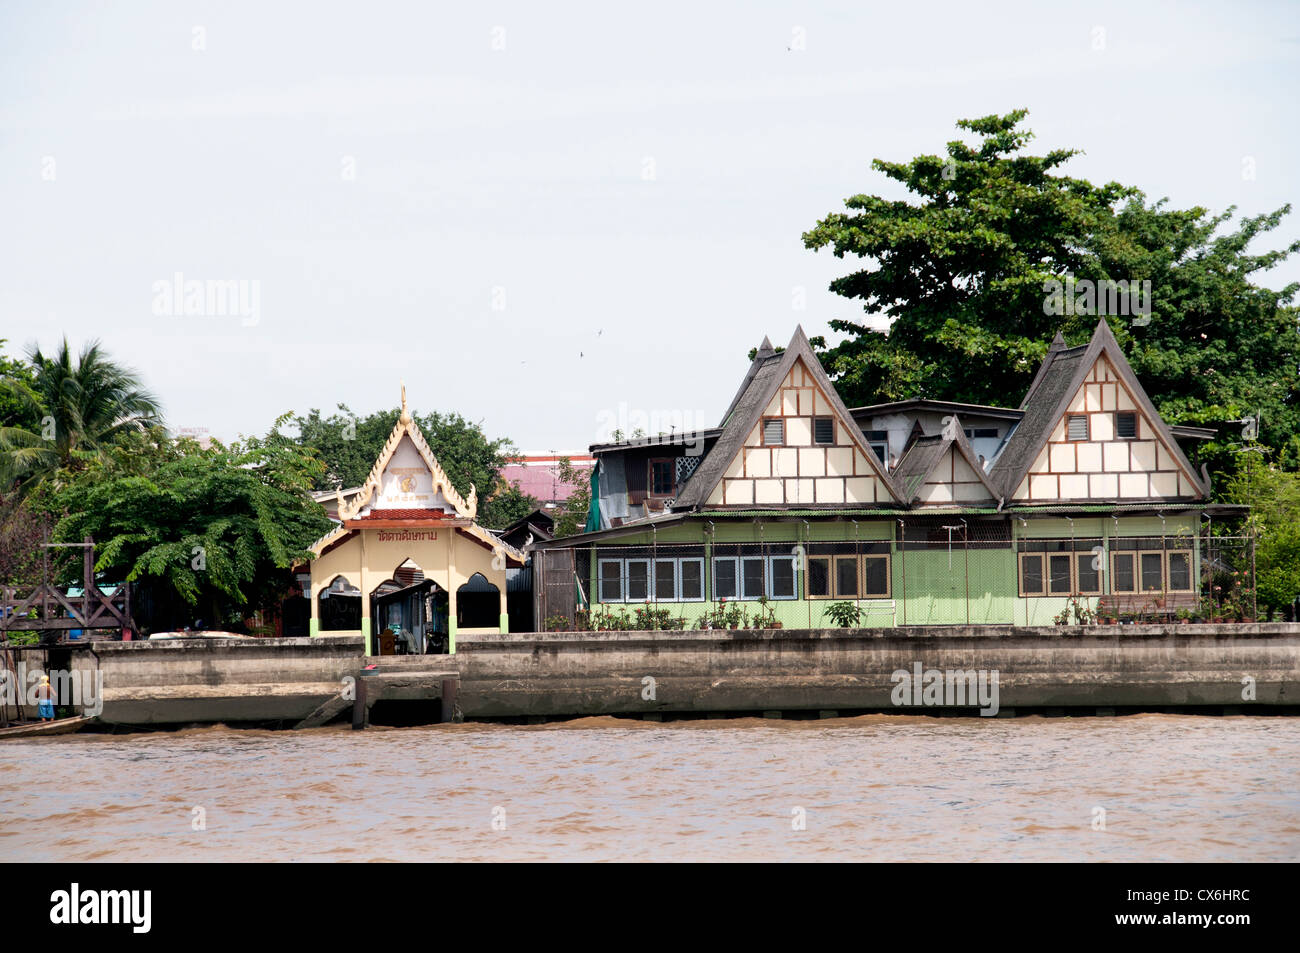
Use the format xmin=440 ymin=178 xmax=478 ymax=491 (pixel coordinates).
xmin=1066 ymin=415 xmax=1089 ymax=441
xmin=964 ymin=427 xmax=999 ymax=439
xmin=866 ymin=430 xmax=889 ymax=464
xmin=1116 ymin=412 xmax=1137 ymax=439
xmin=762 ymin=418 xmax=785 ymax=446
xmin=649 ymin=458 xmax=675 ymax=496
xmin=813 ymin=417 xmax=835 ymax=445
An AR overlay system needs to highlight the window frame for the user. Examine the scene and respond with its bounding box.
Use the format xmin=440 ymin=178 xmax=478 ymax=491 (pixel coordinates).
xmin=1019 ymin=553 xmax=1046 ymax=596
xmin=1065 ymin=414 xmax=1090 ymax=442
xmin=598 ymin=558 xmax=626 ymax=603
xmin=805 ymin=555 xmax=833 ymax=599
xmin=1111 ymin=551 xmax=1137 ymax=593
xmin=624 ymin=558 xmax=652 ymax=602
xmin=861 ymin=554 xmax=892 ymax=599
xmin=647 ymin=458 xmax=676 ymax=498
xmin=712 ymin=556 xmax=739 ymax=601
xmin=740 ymin=555 xmax=767 ymax=601
xmin=761 ymin=417 xmax=785 ymax=447
xmin=1165 ymin=550 xmax=1194 ymax=593
xmin=766 ymin=554 xmax=798 ymax=601
xmin=1116 ymin=411 xmax=1137 ymax=440
xmin=805 ymin=553 xmax=892 ymax=600
xmin=1074 ymin=552 xmax=1102 ymax=595
xmin=812 ymin=416 xmax=835 ymax=445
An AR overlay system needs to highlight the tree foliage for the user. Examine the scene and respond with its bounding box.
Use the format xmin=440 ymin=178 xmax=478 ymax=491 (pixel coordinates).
xmin=0 ymin=337 xmax=162 ymax=496
xmin=804 ymin=110 xmax=1300 ymax=477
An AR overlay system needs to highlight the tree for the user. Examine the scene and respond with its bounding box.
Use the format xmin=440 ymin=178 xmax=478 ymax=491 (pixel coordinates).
xmin=51 ymin=435 xmax=334 ymax=631
xmin=281 ymin=405 xmax=536 ymax=528
xmin=1224 ymin=455 xmax=1300 ymax=618
xmin=804 ymin=110 xmax=1300 ymax=475
xmin=0 ymin=337 xmax=162 ymax=496
xmin=551 ymin=457 xmax=592 ymax=538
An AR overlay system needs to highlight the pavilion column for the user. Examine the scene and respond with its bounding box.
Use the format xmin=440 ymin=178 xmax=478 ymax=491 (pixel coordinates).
xmin=359 ymin=530 xmax=372 ymax=655
xmin=308 ymin=580 xmax=319 ymax=637
xmin=498 ymin=582 xmax=508 ymax=634
xmin=447 ymin=529 xmax=458 ymax=654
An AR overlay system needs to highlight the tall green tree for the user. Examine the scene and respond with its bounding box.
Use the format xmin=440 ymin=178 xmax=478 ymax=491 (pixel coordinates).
xmin=0 ymin=337 xmax=162 ymax=495
xmin=53 ymin=433 xmax=334 ymax=631
xmin=280 ymin=405 xmax=536 ymax=528
xmin=804 ymin=110 xmax=1300 ymax=475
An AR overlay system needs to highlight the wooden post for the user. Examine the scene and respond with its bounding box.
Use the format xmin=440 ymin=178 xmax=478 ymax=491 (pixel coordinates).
xmin=83 ymin=535 xmax=93 ymax=636
xmin=351 ymin=676 xmax=369 ymax=730
xmin=440 ymin=678 xmax=459 ymax=723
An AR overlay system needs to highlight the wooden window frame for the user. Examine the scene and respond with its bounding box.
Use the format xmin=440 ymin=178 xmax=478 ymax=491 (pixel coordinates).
xmin=862 ymin=554 xmax=892 ymax=599
xmin=1110 ymin=551 xmax=1137 ymax=594
xmin=1138 ymin=551 xmax=1165 ymax=594
xmin=1047 ymin=553 xmax=1074 ymax=595
xmin=1019 ymin=553 xmax=1046 ymax=597
xmin=812 ymin=416 xmax=835 ymax=445
xmin=1074 ymin=552 xmax=1102 ymax=595
xmin=647 ymin=458 xmax=676 ymax=498
xmin=805 ymin=555 xmax=833 ymax=599
xmin=1116 ymin=411 xmax=1138 ymax=440
xmin=762 ymin=417 xmax=785 ymax=446
xmin=1165 ymin=550 xmax=1194 ymax=593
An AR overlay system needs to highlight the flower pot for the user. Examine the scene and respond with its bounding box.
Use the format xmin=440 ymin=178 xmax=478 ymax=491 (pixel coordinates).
xmin=771 ymin=622 xmax=784 ymax=629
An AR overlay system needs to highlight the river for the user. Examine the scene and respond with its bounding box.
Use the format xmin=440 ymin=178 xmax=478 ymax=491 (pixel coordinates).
xmin=2 ymin=714 xmax=1297 ymax=862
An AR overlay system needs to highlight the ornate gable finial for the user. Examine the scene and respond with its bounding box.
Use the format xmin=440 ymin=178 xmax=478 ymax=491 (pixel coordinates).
xmin=400 ymin=381 xmax=410 ymax=424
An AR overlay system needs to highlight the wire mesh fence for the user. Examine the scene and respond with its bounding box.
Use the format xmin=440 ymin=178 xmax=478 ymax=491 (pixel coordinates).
xmin=533 ymin=529 xmax=1261 ymax=631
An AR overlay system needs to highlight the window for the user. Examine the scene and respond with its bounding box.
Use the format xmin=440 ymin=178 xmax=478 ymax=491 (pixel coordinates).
xmin=679 ymin=559 xmax=705 ymax=601
xmin=626 ymin=559 xmax=650 ymax=601
xmin=763 ymin=418 xmax=785 ymax=445
xmin=713 ymin=557 xmax=739 ymax=600
xmin=1067 ymin=415 xmax=1089 ymax=441
xmin=1020 ymin=554 xmax=1045 ymax=596
xmin=835 ymin=556 xmax=859 ymax=598
xmin=1048 ymin=554 xmax=1073 ymax=594
xmin=1116 ymin=412 xmax=1137 ymax=439
xmin=1075 ymin=553 xmax=1101 ymax=595
xmin=964 ymin=427 xmax=999 ymax=439
xmin=866 ymin=430 xmax=889 ymax=464
xmin=649 ymin=459 xmax=675 ymax=496
xmin=813 ymin=417 xmax=835 ymax=444
xmin=806 ymin=557 xmax=831 ymax=597
xmin=806 ymin=553 xmax=891 ymax=599
xmin=768 ymin=555 xmax=797 ymax=600
xmin=741 ymin=556 xmax=766 ymax=600
xmin=599 ymin=560 xmax=625 ymax=602
xmin=1140 ymin=553 xmax=1164 ymax=592
xmin=1111 ymin=552 xmax=1136 ymax=593
xmin=863 ymin=555 xmax=890 ymax=597
xmin=600 ymin=555 xmax=706 ymax=603
xmin=654 ymin=559 xmax=676 ymax=600
xmin=1167 ymin=551 xmax=1192 ymax=592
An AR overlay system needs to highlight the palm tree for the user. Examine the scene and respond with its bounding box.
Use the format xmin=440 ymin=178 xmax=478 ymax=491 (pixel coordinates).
xmin=0 ymin=337 xmax=162 ymax=495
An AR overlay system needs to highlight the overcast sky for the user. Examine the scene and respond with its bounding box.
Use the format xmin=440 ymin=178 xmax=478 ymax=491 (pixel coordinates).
xmin=2 ymin=0 xmax=1297 ymax=453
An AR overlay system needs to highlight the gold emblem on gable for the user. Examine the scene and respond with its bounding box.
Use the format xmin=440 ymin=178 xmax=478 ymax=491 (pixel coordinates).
xmin=400 ymin=475 xmax=415 ymax=493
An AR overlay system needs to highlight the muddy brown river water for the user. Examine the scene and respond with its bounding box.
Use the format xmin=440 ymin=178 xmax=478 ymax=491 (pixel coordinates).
xmin=1 ymin=714 xmax=1296 ymax=862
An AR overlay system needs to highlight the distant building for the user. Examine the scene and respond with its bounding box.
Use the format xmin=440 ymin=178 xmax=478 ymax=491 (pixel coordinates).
xmin=500 ymin=453 xmax=593 ymax=509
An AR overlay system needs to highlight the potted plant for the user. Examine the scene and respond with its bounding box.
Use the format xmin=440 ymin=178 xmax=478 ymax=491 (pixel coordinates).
xmin=825 ymin=601 xmax=862 ymax=628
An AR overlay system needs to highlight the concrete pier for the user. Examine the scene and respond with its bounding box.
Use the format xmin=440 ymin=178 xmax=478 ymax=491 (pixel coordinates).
xmin=68 ymin=624 xmax=1300 ymax=727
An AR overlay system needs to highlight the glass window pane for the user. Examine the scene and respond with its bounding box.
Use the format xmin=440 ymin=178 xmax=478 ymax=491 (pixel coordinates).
xmin=807 ymin=557 xmax=830 ymax=597
xmin=627 ymin=560 xmax=649 ymax=601
xmin=599 ymin=561 xmax=623 ymax=602
xmin=835 ymin=557 xmax=859 ymax=597
xmin=742 ymin=557 xmax=765 ymax=599
xmin=769 ymin=557 xmax=795 ymax=598
xmin=1140 ymin=553 xmax=1163 ymax=591
xmin=654 ymin=560 xmax=676 ymax=600
xmin=1049 ymin=554 xmax=1072 ymax=594
xmin=1168 ymin=552 xmax=1191 ymax=591
xmin=864 ymin=557 xmax=888 ymax=597
xmin=1076 ymin=553 xmax=1099 ymax=593
xmin=714 ymin=559 xmax=737 ymax=599
xmin=1021 ymin=554 xmax=1043 ymax=593
xmin=680 ymin=560 xmax=703 ymax=600
xmin=1112 ymin=553 xmax=1134 ymax=592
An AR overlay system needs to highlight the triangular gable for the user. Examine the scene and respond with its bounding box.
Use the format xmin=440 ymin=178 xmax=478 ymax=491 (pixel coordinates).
xmin=338 ymin=387 xmax=478 ymax=521
xmin=674 ymin=327 xmax=904 ymax=509
xmin=896 ymin=417 xmax=1001 ymax=505
xmin=997 ymin=319 xmax=1208 ymax=502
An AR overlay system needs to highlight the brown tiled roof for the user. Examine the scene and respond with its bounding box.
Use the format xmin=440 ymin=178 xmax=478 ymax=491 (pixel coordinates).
xmin=358 ymin=508 xmax=449 ymax=520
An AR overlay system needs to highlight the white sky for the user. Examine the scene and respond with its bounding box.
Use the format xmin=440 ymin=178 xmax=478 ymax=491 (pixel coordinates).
xmin=2 ymin=0 xmax=1297 ymax=453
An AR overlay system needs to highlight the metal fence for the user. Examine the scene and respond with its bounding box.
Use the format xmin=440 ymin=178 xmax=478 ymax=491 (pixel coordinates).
xmin=532 ymin=530 xmax=1260 ymax=631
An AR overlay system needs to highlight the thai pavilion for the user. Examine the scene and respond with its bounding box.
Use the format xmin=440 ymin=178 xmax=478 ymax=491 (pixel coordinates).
xmin=306 ymin=389 xmax=525 ymax=655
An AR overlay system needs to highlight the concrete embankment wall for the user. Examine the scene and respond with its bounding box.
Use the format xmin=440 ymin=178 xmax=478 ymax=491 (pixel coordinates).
xmin=455 ymin=624 xmax=1300 ymax=718
xmin=69 ymin=625 xmax=1300 ymax=726
xmin=87 ymin=636 xmax=364 ymax=725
